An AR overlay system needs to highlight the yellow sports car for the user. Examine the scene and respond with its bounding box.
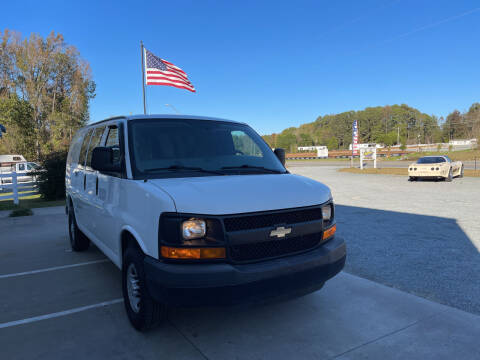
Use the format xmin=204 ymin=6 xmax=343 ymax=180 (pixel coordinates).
xmin=408 ymin=156 xmax=463 ymax=182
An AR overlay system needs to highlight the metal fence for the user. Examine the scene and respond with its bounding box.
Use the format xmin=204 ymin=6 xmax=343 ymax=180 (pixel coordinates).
xmin=0 ymin=172 xmax=39 ymax=205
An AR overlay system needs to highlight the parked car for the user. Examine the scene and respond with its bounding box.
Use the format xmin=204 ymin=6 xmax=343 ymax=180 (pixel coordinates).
xmin=65 ymin=115 xmax=346 ymax=331
xmin=408 ymin=156 xmax=463 ymax=182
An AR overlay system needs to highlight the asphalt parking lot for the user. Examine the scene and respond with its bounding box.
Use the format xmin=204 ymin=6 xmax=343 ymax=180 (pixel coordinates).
xmin=291 ymin=164 xmax=480 ymax=314
xmin=1 ymin=167 xmax=480 ymax=359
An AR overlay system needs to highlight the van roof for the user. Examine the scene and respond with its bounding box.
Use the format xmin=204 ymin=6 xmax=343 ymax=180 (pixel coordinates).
xmin=88 ymin=114 xmax=245 ymax=127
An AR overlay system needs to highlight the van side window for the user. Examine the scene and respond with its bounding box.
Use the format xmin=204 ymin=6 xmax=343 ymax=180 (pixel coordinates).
xmin=79 ymin=129 xmax=93 ymax=167
xmin=18 ymin=163 xmax=25 ymax=171
xmin=86 ymin=126 xmax=106 ymax=169
xmin=67 ymin=131 xmax=86 ymax=166
xmin=105 ymin=127 xmax=121 ymax=164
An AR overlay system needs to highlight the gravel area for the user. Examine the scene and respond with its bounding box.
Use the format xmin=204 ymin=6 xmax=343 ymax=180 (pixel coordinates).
xmin=290 ymin=165 xmax=480 ymax=315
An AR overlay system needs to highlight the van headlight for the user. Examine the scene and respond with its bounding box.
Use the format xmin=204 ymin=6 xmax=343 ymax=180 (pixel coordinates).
xmin=321 ymin=204 xmax=332 ymax=222
xmin=182 ymin=218 xmax=206 ymax=240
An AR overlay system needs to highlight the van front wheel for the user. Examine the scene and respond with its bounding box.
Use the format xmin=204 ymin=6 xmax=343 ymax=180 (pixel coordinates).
xmin=122 ymin=246 xmax=166 ymax=331
xmin=68 ymin=209 xmax=90 ymax=251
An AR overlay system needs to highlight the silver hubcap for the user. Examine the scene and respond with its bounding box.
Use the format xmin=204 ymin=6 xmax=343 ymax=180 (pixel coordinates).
xmin=126 ymin=263 xmax=141 ymax=313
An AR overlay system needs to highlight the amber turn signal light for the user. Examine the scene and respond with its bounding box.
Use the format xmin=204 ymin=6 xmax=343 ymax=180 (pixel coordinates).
xmin=323 ymin=224 xmax=336 ymax=240
xmin=161 ymin=246 xmax=226 ymax=259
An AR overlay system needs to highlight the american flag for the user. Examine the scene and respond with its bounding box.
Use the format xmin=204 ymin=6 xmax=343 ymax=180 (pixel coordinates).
xmin=352 ymin=120 xmax=359 ymax=155
xmin=144 ymin=49 xmax=196 ymax=92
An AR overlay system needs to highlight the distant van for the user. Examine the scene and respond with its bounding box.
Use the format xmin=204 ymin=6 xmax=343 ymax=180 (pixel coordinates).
xmin=65 ymin=115 xmax=346 ymax=331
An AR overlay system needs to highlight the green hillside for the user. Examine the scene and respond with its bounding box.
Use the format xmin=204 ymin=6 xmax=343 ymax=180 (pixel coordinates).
xmin=262 ymin=103 xmax=480 ymax=152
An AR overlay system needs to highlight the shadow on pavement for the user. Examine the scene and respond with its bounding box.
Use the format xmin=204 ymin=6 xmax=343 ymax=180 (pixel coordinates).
xmin=336 ymin=204 xmax=480 ymax=314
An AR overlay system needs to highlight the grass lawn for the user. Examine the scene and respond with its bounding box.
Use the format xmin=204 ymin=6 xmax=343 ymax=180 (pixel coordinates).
xmin=0 ymin=193 xmax=65 ymax=211
xmin=286 ymin=157 xmax=350 ymax=162
xmin=338 ymin=167 xmax=480 ymax=177
xmin=396 ymin=149 xmax=480 ymax=162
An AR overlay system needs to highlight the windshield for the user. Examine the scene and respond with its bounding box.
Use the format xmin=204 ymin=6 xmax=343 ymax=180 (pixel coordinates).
xmin=27 ymin=162 xmax=40 ymax=170
xmin=417 ymin=157 xmax=446 ymax=164
xmin=128 ymin=118 xmax=286 ymax=178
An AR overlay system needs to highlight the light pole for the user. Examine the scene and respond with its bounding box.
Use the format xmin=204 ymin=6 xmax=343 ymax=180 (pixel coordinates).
xmin=165 ymin=104 xmax=180 ymax=114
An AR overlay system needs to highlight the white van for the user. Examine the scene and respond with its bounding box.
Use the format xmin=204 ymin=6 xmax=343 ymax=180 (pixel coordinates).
xmin=66 ymin=115 xmax=346 ymax=331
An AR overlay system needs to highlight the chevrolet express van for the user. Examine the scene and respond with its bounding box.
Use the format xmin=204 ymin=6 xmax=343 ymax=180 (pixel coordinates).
xmin=65 ymin=115 xmax=346 ymax=331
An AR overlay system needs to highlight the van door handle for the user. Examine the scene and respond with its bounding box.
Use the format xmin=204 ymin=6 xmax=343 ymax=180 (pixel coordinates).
xmin=96 ymin=177 xmax=99 ymax=196
xmin=83 ymin=174 xmax=86 ymax=190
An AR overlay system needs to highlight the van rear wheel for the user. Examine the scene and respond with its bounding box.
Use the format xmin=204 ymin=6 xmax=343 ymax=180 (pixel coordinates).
xmin=122 ymin=246 xmax=166 ymax=331
xmin=68 ymin=209 xmax=90 ymax=251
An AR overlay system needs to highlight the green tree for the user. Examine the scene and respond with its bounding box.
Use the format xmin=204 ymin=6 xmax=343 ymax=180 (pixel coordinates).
xmin=0 ymin=30 xmax=95 ymax=160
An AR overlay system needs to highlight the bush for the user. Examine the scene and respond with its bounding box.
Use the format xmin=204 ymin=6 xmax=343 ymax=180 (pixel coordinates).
xmin=36 ymin=151 xmax=68 ymax=201
xmin=9 ymin=207 xmax=33 ymax=217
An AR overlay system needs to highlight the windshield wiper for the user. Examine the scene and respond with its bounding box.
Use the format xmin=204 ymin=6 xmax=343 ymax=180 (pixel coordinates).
xmin=144 ymin=165 xmax=225 ymax=175
xmin=221 ymin=165 xmax=284 ymax=173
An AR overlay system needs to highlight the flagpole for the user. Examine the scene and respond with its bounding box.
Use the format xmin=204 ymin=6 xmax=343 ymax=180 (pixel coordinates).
xmin=140 ymin=41 xmax=147 ymax=114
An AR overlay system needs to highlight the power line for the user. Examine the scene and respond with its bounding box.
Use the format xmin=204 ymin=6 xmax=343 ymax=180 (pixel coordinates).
xmin=380 ymin=6 xmax=480 ymax=45
xmin=355 ymin=6 xmax=480 ymax=53
xmin=317 ymin=0 xmax=401 ymax=39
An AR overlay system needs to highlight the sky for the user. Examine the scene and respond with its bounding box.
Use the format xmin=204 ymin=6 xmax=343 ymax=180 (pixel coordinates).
xmin=2 ymin=0 xmax=480 ymax=134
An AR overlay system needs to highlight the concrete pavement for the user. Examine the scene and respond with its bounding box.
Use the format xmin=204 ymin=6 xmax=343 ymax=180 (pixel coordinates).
xmin=1 ymin=212 xmax=480 ymax=359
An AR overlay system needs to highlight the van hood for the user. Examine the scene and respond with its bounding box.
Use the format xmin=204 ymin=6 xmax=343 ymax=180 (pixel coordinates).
xmin=148 ymin=174 xmax=331 ymax=215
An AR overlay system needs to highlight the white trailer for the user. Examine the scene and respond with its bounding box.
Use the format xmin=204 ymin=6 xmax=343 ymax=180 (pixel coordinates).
xmin=0 ymin=154 xmax=26 ymax=163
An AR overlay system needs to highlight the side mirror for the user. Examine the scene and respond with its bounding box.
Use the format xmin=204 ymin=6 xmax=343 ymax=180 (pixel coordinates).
xmin=274 ymin=148 xmax=286 ymax=166
xmin=91 ymin=147 xmax=121 ymax=172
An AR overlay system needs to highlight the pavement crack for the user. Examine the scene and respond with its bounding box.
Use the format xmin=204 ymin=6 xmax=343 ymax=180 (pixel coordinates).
xmin=328 ymin=309 xmax=449 ymax=359
xmin=167 ymin=315 xmax=210 ymax=360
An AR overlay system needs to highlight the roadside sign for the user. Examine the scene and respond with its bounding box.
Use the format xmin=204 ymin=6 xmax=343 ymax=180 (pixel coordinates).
xmin=360 ymin=147 xmax=377 ymax=169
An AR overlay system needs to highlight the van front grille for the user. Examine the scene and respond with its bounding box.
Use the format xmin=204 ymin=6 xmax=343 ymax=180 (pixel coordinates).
xmin=223 ymin=208 xmax=323 ymax=232
xmin=229 ymin=233 xmax=321 ymax=262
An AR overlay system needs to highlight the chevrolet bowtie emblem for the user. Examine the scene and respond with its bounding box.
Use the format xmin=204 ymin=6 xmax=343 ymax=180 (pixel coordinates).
xmin=270 ymin=226 xmax=292 ymax=238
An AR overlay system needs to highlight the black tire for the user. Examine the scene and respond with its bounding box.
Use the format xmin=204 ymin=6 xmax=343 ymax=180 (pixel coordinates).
xmin=459 ymin=165 xmax=464 ymax=178
xmin=446 ymin=168 xmax=453 ymax=182
xmin=122 ymin=246 xmax=166 ymax=331
xmin=68 ymin=208 xmax=90 ymax=251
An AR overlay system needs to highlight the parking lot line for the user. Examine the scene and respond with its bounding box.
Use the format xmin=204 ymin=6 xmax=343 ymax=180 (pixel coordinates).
xmin=0 ymin=259 xmax=109 ymax=279
xmin=0 ymin=298 xmax=123 ymax=329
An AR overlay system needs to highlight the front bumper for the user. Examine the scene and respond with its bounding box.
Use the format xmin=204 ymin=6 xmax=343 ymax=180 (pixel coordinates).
xmin=144 ymin=236 xmax=346 ymax=306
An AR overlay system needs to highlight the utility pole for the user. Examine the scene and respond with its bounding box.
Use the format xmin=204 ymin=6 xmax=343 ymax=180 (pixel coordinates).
xmin=397 ymin=127 xmax=400 ymax=144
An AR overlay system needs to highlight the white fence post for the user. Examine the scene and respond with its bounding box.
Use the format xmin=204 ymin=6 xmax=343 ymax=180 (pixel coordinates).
xmin=12 ymin=171 xmax=19 ymax=205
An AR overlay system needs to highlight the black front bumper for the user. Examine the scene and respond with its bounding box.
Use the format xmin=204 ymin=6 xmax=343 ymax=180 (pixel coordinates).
xmin=144 ymin=236 xmax=346 ymax=306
